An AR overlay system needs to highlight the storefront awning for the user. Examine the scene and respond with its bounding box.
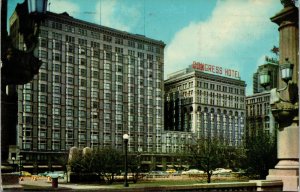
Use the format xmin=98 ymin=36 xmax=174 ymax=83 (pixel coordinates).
xmin=156 ymin=165 xmax=163 ymax=167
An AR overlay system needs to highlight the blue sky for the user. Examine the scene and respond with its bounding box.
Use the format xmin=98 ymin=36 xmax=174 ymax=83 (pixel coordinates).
xmin=7 ymin=0 xmax=284 ymax=95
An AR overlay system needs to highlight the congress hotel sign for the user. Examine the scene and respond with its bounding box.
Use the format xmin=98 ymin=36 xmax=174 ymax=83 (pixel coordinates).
xmin=192 ymin=61 xmax=240 ymax=79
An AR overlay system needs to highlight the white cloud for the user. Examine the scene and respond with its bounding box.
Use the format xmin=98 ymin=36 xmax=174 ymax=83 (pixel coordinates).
xmin=165 ymin=0 xmax=281 ymax=81
xmin=50 ymin=0 xmax=80 ymax=16
xmin=94 ymin=0 xmax=141 ymax=32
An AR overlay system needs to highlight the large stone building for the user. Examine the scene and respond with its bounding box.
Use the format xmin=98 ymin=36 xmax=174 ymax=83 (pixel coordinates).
xmin=245 ymin=92 xmax=277 ymax=140
xmin=9 ymin=11 xmax=165 ymax=169
xmin=163 ymin=62 xmax=246 ymax=152
xmin=253 ymin=56 xmax=279 ymax=94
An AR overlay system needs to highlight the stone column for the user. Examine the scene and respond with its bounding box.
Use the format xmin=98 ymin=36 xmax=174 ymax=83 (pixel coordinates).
xmin=266 ymin=1 xmax=299 ymax=191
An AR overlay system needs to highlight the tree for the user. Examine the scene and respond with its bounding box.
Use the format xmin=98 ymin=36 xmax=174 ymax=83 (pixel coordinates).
xmin=128 ymin=153 xmax=142 ymax=183
xmin=242 ymin=132 xmax=277 ymax=179
xmin=187 ymin=136 xmax=239 ymax=183
xmin=94 ymin=147 xmax=123 ymax=184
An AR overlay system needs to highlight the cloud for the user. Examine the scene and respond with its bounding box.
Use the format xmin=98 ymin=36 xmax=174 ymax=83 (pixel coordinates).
xmin=50 ymin=0 xmax=80 ymax=16
xmin=165 ymin=0 xmax=281 ymax=85
xmin=94 ymin=0 xmax=142 ymax=32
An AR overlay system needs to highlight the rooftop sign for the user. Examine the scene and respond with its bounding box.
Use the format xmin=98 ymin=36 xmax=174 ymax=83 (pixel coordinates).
xmin=192 ymin=61 xmax=240 ymax=79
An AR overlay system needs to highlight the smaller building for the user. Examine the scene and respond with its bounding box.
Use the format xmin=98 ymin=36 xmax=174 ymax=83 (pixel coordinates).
xmin=246 ymin=91 xmax=277 ymax=140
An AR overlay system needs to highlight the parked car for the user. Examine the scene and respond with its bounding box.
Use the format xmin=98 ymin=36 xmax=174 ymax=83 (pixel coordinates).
xmin=213 ymin=168 xmax=232 ymax=174
xmin=13 ymin=171 xmax=32 ymax=177
xmin=172 ymin=171 xmax=182 ymax=176
xmin=38 ymin=171 xmax=51 ymax=177
xmin=182 ymin=169 xmax=204 ymax=175
xmin=147 ymin=171 xmax=169 ymax=178
xmin=46 ymin=171 xmax=65 ymax=179
xmin=166 ymin=169 xmax=176 ymax=174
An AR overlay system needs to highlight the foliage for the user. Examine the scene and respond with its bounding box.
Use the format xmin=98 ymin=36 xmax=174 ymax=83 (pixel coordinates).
xmin=128 ymin=153 xmax=142 ymax=183
xmin=68 ymin=147 xmax=128 ymax=184
xmin=241 ymin=133 xmax=277 ymax=179
xmin=187 ymin=136 xmax=242 ymax=183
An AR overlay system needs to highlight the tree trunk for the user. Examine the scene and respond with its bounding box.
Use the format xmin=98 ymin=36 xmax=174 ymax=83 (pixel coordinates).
xmin=207 ymin=173 xmax=211 ymax=183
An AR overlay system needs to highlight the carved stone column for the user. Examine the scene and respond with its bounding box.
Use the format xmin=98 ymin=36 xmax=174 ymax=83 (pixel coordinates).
xmin=266 ymin=1 xmax=299 ymax=191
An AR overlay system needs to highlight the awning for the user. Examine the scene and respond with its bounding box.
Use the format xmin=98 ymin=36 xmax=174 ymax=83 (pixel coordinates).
xmin=52 ymin=165 xmax=62 ymax=168
xmin=156 ymin=165 xmax=163 ymax=167
xmin=38 ymin=165 xmax=48 ymax=168
xmin=23 ymin=165 xmax=34 ymax=168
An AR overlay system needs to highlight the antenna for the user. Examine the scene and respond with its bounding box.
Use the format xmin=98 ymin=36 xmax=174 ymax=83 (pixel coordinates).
xmin=48 ymin=0 xmax=51 ymax=11
xmin=99 ymin=0 xmax=102 ymax=25
xmin=143 ymin=0 xmax=146 ymax=36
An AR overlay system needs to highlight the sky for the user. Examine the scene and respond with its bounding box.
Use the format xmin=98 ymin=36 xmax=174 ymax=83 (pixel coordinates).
xmin=7 ymin=0 xmax=285 ymax=95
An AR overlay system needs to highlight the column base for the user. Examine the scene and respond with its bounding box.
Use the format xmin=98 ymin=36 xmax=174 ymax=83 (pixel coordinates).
xmin=266 ymin=168 xmax=299 ymax=191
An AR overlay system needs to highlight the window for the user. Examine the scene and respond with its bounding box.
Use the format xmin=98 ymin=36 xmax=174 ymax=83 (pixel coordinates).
xmin=115 ymin=38 xmax=123 ymax=45
xmin=66 ymin=66 xmax=74 ymax=74
xmin=128 ymin=50 xmax=135 ymax=56
xmin=138 ymin=43 xmax=144 ymax=50
xmin=66 ymin=35 xmax=75 ymax=43
xmin=52 ymin=22 xmax=62 ymax=30
xmin=53 ymin=41 xmax=61 ymax=50
xmin=103 ymin=35 xmax=112 ymax=42
xmin=40 ymin=51 xmax=47 ymax=59
xmin=78 ymin=38 xmax=87 ymax=46
xmin=54 ymin=53 xmax=61 ymax=61
xmin=68 ymin=56 xmax=74 ymax=64
xmin=40 ymin=117 xmax=47 ymax=126
xmin=53 ymin=119 xmax=60 ymax=127
xmin=40 ymin=38 xmax=47 ymax=48
xmin=53 ymin=86 xmax=60 ymax=94
xmin=67 ymin=77 xmax=74 ymax=85
xmin=91 ymin=41 xmax=100 ymax=48
xmin=53 ymin=108 xmax=61 ymax=115
xmin=66 ymin=120 xmax=73 ymax=128
xmin=115 ymin=47 xmax=123 ymax=54
xmin=66 ymin=99 xmax=73 ymax=106
xmin=53 ymin=64 xmax=61 ymax=72
xmin=92 ymin=71 xmax=99 ymax=78
xmin=66 ymin=109 xmax=73 ymax=116
xmin=52 ymin=32 xmax=62 ymax=40
xmin=66 ymin=88 xmax=74 ymax=95
xmin=40 ymin=84 xmax=47 ymax=92
xmin=53 ymin=97 xmax=60 ymax=104
xmin=54 ymin=75 xmax=61 ymax=83
xmin=25 ymin=105 xmax=32 ymax=112
xmin=103 ymin=44 xmax=112 ymax=51
xmin=78 ymin=28 xmax=87 ymax=35
xmin=79 ymin=100 xmax=86 ymax=107
xmin=67 ymin=44 xmax=75 ymax=53
xmin=128 ymin=40 xmax=135 ymax=48
xmin=24 ymin=93 xmax=32 ymax=101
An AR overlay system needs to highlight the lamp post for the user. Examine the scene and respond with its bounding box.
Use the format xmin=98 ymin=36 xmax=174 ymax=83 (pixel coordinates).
xmin=1 ymin=0 xmax=47 ymax=164
xmin=12 ymin=157 xmax=15 ymax=172
xmin=18 ymin=155 xmax=23 ymax=176
xmin=123 ymin=134 xmax=129 ymax=187
xmin=266 ymin=1 xmax=299 ymax=191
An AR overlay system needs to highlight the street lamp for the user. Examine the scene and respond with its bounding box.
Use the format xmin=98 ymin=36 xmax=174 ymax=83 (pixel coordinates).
xmin=12 ymin=157 xmax=15 ymax=172
xmin=123 ymin=133 xmax=129 ymax=187
xmin=280 ymin=58 xmax=294 ymax=85
xmin=18 ymin=155 xmax=23 ymax=176
xmin=259 ymin=69 xmax=271 ymax=90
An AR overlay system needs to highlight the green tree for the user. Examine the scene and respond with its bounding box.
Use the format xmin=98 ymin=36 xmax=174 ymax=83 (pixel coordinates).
xmin=128 ymin=153 xmax=142 ymax=183
xmin=94 ymin=147 xmax=123 ymax=184
xmin=187 ymin=136 xmax=239 ymax=183
xmin=242 ymin=132 xmax=277 ymax=179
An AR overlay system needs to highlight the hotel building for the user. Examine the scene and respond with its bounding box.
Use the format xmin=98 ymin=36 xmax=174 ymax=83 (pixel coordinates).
xmin=163 ymin=62 xmax=247 ymax=153
xmin=9 ymin=11 xmax=165 ymax=168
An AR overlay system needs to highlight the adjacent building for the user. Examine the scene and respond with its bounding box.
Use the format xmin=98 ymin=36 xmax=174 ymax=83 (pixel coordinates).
xmin=10 ymin=11 xmax=165 ymax=169
xmin=253 ymin=56 xmax=279 ymax=93
xmin=245 ymin=92 xmax=277 ymax=140
xmin=163 ymin=62 xmax=247 ymax=153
